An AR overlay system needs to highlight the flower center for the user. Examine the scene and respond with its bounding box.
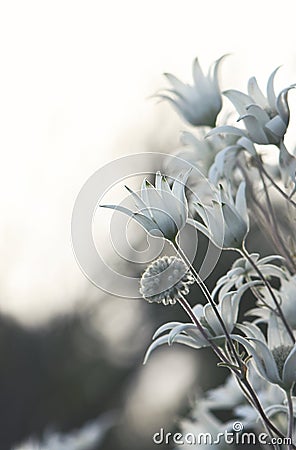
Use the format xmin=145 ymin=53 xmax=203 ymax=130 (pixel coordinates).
xmin=271 ymin=345 xmax=293 ymax=378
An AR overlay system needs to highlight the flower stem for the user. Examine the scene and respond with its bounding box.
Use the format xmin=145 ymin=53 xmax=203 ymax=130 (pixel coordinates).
xmin=257 ymin=159 xmax=296 ymax=209
xmin=177 ymin=294 xmax=234 ymax=369
xmin=240 ymin=243 xmax=295 ymax=344
xmin=258 ymin=163 xmax=296 ymax=272
xmin=286 ymin=387 xmax=294 ymax=450
xmin=174 ymin=240 xmax=243 ymax=370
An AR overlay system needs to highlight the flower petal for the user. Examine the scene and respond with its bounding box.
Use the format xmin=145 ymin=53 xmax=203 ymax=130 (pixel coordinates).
xmin=282 ymin=345 xmax=296 ymax=388
xmin=187 ymin=217 xmax=212 ymax=241
xmin=265 ymin=115 xmax=287 ymax=139
xmin=235 ymin=181 xmax=248 ymax=228
xmin=248 ymin=76 xmax=268 ymax=109
xmin=238 ymin=114 xmax=269 ymax=144
xmin=192 ymin=57 xmax=207 ymax=88
xmin=237 ymin=322 xmax=266 ymax=342
xmin=224 ymin=89 xmax=253 ymax=116
xmin=164 ymin=72 xmax=188 ymax=95
xmin=169 ymin=323 xmax=208 ymax=347
xmin=204 ymin=303 xmax=224 ymax=335
xmin=276 ymin=86 xmax=295 ymax=123
xmin=143 ymin=335 xmax=170 ymax=364
xmin=249 ymin=338 xmax=281 ymax=384
xmin=152 ymin=321 xmax=182 ymax=340
xmin=231 ymin=334 xmax=270 ymax=381
xmin=124 ymin=185 xmax=150 ymax=218
xmin=246 ymin=104 xmax=270 ymax=125
xmin=267 ymin=67 xmax=280 ymax=111
xmin=100 ymin=204 xmax=158 ymax=234
xmin=206 ymin=125 xmax=247 ymax=139
xmin=237 ymin=137 xmax=257 ymax=156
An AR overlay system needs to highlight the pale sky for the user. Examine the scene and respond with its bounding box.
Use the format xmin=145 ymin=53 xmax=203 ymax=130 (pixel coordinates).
xmin=0 ymin=0 xmax=295 ymax=324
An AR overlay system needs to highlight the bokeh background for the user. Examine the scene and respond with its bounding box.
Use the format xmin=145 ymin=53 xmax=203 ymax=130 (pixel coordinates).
xmin=1 ymin=1 xmax=296 ymax=448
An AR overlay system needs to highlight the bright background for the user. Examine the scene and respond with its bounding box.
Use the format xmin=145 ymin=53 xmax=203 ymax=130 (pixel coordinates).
xmin=1 ymin=0 xmax=295 ymax=325
xmin=0 ymin=2 xmax=296 ymax=449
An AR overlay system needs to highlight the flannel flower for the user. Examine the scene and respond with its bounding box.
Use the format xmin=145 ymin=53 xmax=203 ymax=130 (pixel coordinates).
xmin=232 ymin=318 xmax=296 ymax=391
xmin=101 ymin=170 xmax=190 ymax=242
xmin=248 ymin=273 xmax=296 ymax=331
xmin=223 ymin=68 xmax=295 ymax=145
xmin=157 ymin=56 xmax=226 ymax=127
xmin=188 ymin=181 xmax=249 ymax=250
xmin=165 ymin=130 xmax=239 ymax=180
xmin=143 ymin=288 xmax=246 ymax=364
xmin=208 ymin=136 xmax=257 ymax=185
xmin=212 ymin=253 xmax=287 ymax=302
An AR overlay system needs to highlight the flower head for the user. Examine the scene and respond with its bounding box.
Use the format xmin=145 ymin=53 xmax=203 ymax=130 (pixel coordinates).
xmin=157 ymin=55 xmax=226 ymax=127
xmin=140 ymin=256 xmax=194 ymax=305
xmin=224 ymin=68 xmax=295 ymax=144
xmin=143 ymin=288 xmax=243 ymax=364
xmin=101 ymin=170 xmax=190 ymax=242
xmin=208 ymin=137 xmax=256 ymax=185
xmin=212 ymin=253 xmax=286 ymax=302
xmin=233 ymin=319 xmax=296 ymax=390
xmin=165 ymin=130 xmax=239 ymax=180
xmin=188 ymin=181 xmax=249 ymax=249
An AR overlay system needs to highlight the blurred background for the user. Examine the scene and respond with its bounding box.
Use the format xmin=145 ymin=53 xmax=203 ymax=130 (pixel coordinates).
xmin=1 ymin=1 xmax=296 ymax=449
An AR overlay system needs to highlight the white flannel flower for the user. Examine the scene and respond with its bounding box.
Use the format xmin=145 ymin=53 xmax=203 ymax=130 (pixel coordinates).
xmin=223 ymin=68 xmax=295 ymax=145
xmin=212 ymin=253 xmax=287 ymax=302
xmin=252 ymin=274 xmax=296 ymax=330
xmin=143 ymin=289 xmax=244 ymax=363
xmin=164 ymin=131 xmax=217 ymax=177
xmin=165 ymin=131 xmax=239 ymax=179
xmin=208 ymin=137 xmax=257 ymax=185
xmin=140 ymin=256 xmax=194 ymax=305
xmin=158 ymin=55 xmax=226 ymax=127
xmin=232 ymin=318 xmax=296 ymax=390
xmin=188 ymin=181 xmax=249 ymax=250
xmin=101 ymin=170 xmax=190 ymax=242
